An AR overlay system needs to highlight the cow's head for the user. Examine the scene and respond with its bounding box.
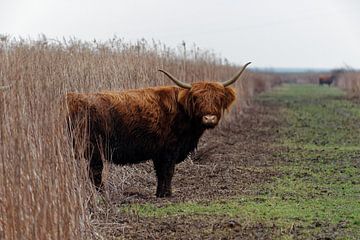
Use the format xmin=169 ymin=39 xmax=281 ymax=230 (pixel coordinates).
xmin=159 ymin=62 xmax=251 ymax=128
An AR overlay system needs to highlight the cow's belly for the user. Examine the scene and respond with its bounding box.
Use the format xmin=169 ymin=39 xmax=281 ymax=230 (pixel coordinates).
xmin=109 ymin=146 xmax=154 ymax=165
xmin=103 ymin=134 xmax=159 ymax=164
xmin=96 ymin=129 xmax=202 ymax=165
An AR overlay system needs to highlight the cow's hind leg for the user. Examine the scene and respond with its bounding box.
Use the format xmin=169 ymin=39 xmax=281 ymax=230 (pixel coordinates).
xmin=89 ymin=146 xmax=104 ymax=192
xmin=153 ymin=157 xmax=175 ymax=198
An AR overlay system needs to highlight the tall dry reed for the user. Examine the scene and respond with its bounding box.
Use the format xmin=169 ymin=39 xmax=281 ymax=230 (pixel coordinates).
xmin=0 ymin=36 xmax=280 ymax=239
xmin=335 ymin=71 xmax=360 ymax=97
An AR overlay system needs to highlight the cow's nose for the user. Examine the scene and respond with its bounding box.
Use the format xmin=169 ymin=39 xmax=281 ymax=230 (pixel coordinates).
xmin=202 ymin=115 xmax=218 ymax=126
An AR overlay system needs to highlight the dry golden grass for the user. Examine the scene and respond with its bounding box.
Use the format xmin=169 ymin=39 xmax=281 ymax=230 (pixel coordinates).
xmin=335 ymin=71 xmax=360 ymax=97
xmin=0 ymin=36 xmax=280 ymax=239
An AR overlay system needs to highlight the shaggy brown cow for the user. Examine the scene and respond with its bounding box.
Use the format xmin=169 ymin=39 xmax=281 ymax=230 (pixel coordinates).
xmin=319 ymin=75 xmax=335 ymax=86
xmin=67 ymin=62 xmax=251 ymax=197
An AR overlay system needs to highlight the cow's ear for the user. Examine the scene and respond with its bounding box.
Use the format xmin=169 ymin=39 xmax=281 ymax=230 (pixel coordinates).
xmin=223 ymin=87 xmax=236 ymax=109
xmin=177 ymin=89 xmax=193 ymax=116
xmin=158 ymin=88 xmax=177 ymax=113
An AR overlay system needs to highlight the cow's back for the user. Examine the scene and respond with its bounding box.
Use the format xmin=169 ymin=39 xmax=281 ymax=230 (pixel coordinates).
xmin=66 ymin=88 xmax=182 ymax=164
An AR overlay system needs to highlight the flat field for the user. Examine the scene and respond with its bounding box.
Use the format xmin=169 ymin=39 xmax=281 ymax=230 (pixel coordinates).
xmin=101 ymin=84 xmax=360 ymax=239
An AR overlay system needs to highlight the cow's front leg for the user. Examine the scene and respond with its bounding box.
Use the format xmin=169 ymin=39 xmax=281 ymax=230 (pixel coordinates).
xmin=153 ymin=157 xmax=175 ymax=198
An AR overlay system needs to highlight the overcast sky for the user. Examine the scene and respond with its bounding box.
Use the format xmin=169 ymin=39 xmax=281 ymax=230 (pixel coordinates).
xmin=1 ymin=0 xmax=360 ymax=69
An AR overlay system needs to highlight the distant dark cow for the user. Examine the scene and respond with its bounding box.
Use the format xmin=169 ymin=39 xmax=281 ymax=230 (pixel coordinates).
xmin=319 ymin=75 xmax=335 ymax=86
xmin=67 ymin=62 xmax=251 ymax=197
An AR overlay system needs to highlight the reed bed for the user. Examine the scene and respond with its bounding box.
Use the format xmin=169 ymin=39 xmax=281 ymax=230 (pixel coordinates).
xmin=0 ymin=36 xmax=280 ymax=239
xmin=335 ymin=71 xmax=360 ymax=97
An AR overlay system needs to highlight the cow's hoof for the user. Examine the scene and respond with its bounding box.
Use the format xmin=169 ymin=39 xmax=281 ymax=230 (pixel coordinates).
xmin=156 ymin=191 xmax=172 ymax=198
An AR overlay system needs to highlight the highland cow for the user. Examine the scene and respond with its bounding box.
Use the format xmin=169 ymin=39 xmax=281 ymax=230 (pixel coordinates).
xmin=67 ymin=62 xmax=251 ymax=197
xmin=319 ymin=75 xmax=335 ymax=86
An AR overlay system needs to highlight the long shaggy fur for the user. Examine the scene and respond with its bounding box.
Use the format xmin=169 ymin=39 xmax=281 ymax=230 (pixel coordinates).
xmin=67 ymin=82 xmax=236 ymax=197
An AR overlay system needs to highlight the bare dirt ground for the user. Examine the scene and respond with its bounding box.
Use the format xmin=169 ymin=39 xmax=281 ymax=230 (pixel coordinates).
xmin=93 ymin=85 xmax=360 ymax=239
xmin=109 ymin=102 xmax=281 ymax=203
xmin=93 ymin=99 xmax=285 ymax=239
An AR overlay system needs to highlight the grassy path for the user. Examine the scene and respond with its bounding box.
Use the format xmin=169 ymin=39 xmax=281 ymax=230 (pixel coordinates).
xmin=257 ymin=84 xmax=360 ymax=239
xmin=119 ymin=84 xmax=360 ymax=239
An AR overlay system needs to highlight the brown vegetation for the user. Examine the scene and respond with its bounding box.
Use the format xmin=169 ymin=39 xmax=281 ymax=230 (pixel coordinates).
xmin=335 ymin=71 xmax=360 ymax=97
xmin=0 ymin=36 xmax=280 ymax=239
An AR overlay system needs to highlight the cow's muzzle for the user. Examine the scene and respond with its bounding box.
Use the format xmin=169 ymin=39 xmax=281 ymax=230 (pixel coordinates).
xmin=202 ymin=115 xmax=218 ymax=128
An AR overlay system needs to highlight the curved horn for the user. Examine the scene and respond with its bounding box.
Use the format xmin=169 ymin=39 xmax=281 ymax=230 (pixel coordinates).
xmin=222 ymin=62 xmax=251 ymax=87
xmin=158 ymin=69 xmax=191 ymax=89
